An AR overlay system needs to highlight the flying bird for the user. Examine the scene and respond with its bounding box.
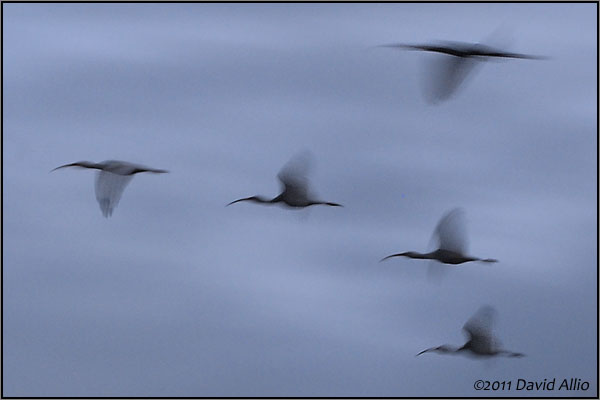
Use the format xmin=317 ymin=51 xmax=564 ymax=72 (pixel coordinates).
xmin=417 ymin=305 xmax=524 ymax=358
xmin=52 ymin=160 xmax=168 ymax=217
xmin=378 ymin=40 xmax=546 ymax=102
xmin=381 ymin=208 xmax=497 ymax=265
xmin=380 ymin=41 xmax=545 ymax=59
xmin=227 ymin=153 xmax=342 ymax=208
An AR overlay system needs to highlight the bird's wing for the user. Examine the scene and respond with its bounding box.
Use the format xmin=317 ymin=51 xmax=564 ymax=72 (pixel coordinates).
xmin=379 ymin=41 xmax=479 ymax=102
xmin=94 ymin=171 xmax=133 ymax=217
xmin=430 ymin=208 xmax=468 ymax=254
xmin=462 ymin=305 xmax=496 ymax=345
xmin=277 ymin=151 xmax=314 ymax=197
xmin=278 ymin=170 xmax=309 ymax=199
xmin=428 ymin=55 xmax=479 ymax=102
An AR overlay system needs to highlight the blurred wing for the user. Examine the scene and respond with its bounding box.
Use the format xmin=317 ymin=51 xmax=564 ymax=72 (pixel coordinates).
xmin=277 ymin=151 xmax=314 ymax=197
xmin=428 ymin=55 xmax=479 ymax=102
xmin=463 ymin=305 xmax=496 ymax=344
xmin=94 ymin=171 xmax=133 ymax=217
xmin=279 ymin=151 xmax=313 ymax=178
xmin=431 ymin=208 xmax=468 ymax=254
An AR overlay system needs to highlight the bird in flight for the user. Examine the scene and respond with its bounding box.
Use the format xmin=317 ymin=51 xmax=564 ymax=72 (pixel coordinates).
xmin=227 ymin=152 xmax=342 ymax=208
xmin=52 ymin=160 xmax=168 ymax=217
xmin=380 ymin=41 xmax=545 ymax=59
xmin=417 ymin=305 xmax=524 ymax=358
xmin=378 ymin=39 xmax=546 ymax=102
xmin=381 ymin=208 xmax=497 ymax=265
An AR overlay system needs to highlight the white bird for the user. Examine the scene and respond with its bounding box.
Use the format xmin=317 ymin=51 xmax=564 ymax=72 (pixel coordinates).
xmin=417 ymin=305 xmax=524 ymax=358
xmin=378 ymin=40 xmax=546 ymax=102
xmin=381 ymin=208 xmax=497 ymax=265
xmin=227 ymin=152 xmax=342 ymax=208
xmin=52 ymin=160 xmax=168 ymax=217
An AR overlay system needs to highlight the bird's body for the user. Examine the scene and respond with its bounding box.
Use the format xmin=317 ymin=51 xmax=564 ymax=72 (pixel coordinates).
xmin=227 ymin=153 xmax=342 ymax=209
xmin=52 ymin=160 xmax=168 ymax=217
xmin=381 ymin=249 xmax=496 ymax=265
xmin=380 ymin=208 xmax=497 ymax=265
xmin=417 ymin=343 xmax=523 ymax=358
xmin=417 ymin=306 xmax=524 ymax=358
xmin=227 ymin=195 xmax=341 ymax=209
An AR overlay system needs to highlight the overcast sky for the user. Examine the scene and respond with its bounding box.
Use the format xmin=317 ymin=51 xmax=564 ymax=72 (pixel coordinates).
xmin=3 ymin=3 xmax=597 ymax=397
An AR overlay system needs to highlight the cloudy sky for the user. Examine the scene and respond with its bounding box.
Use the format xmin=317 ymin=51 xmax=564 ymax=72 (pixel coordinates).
xmin=3 ymin=3 xmax=597 ymax=397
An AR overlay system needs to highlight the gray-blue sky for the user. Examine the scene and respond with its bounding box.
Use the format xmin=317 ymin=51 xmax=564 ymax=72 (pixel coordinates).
xmin=2 ymin=3 xmax=597 ymax=397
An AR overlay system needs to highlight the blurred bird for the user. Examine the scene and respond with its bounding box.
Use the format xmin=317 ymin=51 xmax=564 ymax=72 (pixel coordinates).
xmin=417 ymin=306 xmax=524 ymax=358
xmin=227 ymin=152 xmax=342 ymax=208
xmin=380 ymin=41 xmax=545 ymax=59
xmin=378 ymin=39 xmax=546 ymax=102
xmin=381 ymin=208 xmax=497 ymax=264
xmin=52 ymin=160 xmax=168 ymax=217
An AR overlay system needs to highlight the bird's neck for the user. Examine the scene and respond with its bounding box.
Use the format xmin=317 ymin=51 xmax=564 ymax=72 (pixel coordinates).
xmin=72 ymin=161 xmax=104 ymax=170
xmin=437 ymin=345 xmax=462 ymax=354
xmin=402 ymin=251 xmax=432 ymax=260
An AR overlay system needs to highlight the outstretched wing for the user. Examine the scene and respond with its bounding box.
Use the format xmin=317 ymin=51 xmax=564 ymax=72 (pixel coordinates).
xmin=425 ymin=54 xmax=479 ymax=102
xmin=377 ymin=41 xmax=481 ymax=102
xmin=277 ymin=151 xmax=314 ymax=199
xmin=429 ymin=208 xmax=468 ymax=254
xmin=462 ymin=305 xmax=496 ymax=350
xmin=94 ymin=171 xmax=133 ymax=217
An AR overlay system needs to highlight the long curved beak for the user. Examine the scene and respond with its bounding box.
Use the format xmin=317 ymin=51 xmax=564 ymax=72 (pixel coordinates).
xmin=416 ymin=348 xmax=430 ymax=356
xmin=380 ymin=254 xmax=401 ymax=262
xmin=50 ymin=164 xmax=73 ymax=172
xmin=226 ymin=198 xmax=248 ymax=207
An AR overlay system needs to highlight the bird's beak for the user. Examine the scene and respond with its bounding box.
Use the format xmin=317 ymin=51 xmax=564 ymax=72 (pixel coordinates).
xmin=50 ymin=164 xmax=69 ymax=172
